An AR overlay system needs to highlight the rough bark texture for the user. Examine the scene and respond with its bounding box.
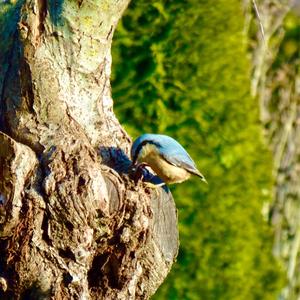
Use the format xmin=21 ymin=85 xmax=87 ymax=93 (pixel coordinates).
xmin=246 ymin=0 xmax=299 ymax=298
xmin=0 ymin=1 xmax=179 ymax=299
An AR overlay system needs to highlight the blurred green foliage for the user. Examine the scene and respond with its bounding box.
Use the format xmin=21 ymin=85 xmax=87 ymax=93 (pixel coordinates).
xmin=0 ymin=0 xmax=22 ymax=88
xmin=112 ymin=0 xmax=284 ymax=299
xmin=248 ymin=9 xmax=300 ymax=72
xmin=274 ymin=12 xmax=300 ymax=66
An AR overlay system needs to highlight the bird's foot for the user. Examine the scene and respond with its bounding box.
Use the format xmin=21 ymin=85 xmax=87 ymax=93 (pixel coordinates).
xmin=131 ymin=163 xmax=149 ymax=184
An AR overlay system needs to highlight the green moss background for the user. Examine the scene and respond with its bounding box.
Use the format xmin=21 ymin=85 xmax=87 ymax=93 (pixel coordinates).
xmin=111 ymin=1 xmax=284 ymax=299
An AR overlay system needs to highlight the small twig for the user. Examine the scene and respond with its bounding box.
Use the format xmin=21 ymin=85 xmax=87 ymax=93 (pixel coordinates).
xmin=252 ymin=0 xmax=267 ymax=47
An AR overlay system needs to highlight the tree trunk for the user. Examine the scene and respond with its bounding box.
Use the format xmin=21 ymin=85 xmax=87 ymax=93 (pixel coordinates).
xmin=246 ymin=0 xmax=299 ymax=298
xmin=0 ymin=1 xmax=179 ymax=299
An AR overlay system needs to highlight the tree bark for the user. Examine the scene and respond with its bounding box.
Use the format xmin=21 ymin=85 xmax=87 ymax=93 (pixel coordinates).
xmin=0 ymin=1 xmax=179 ymax=299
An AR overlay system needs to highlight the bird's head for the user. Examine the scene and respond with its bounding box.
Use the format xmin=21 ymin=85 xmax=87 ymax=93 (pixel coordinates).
xmin=131 ymin=134 xmax=161 ymax=165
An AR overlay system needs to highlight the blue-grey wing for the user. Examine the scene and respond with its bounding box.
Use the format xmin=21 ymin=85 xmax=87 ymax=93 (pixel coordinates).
xmin=160 ymin=151 xmax=203 ymax=178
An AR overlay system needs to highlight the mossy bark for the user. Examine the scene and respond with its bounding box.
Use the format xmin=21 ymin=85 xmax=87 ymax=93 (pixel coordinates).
xmin=0 ymin=1 xmax=178 ymax=299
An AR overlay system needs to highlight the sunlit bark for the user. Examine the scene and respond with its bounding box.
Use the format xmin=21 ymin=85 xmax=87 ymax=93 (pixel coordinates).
xmin=0 ymin=1 xmax=178 ymax=299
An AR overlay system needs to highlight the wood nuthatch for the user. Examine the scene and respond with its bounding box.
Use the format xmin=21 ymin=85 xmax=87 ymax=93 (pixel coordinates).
xmin=131 ymin=134 xmax=207 ymax=185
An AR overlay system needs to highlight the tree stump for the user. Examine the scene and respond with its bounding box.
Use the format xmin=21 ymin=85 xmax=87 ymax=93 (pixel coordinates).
xmin=0 ymin=1 xmax=179 ymax=299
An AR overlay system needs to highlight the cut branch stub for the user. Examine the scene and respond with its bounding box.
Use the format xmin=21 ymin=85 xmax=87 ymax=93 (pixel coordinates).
xmin=0 ymin=132 xmax=178 ymax=299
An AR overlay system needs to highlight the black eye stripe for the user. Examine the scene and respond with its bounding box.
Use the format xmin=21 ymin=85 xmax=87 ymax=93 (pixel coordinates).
xmin=132 ymin=140 xmax=160 ymax=164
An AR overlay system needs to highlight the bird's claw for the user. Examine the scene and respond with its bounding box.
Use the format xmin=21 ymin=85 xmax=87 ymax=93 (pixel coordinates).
xmin=130 ymin=163 xmax=166 ymax=189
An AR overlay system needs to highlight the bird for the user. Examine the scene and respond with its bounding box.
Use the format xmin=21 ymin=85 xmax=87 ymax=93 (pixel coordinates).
xmin=131 ymin=133 xmax=207 ymax=185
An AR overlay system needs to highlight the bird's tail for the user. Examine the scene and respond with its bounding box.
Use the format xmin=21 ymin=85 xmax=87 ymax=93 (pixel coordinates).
xmin=192 ymin=169 xmax=208 ymax=184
